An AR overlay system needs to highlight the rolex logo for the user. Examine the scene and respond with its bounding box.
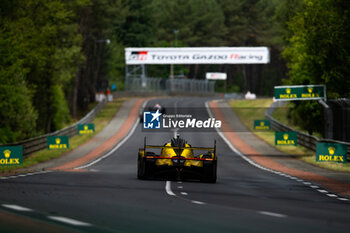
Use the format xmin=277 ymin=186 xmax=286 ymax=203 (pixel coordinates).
xmin=308 ymin=87 xmax=313 ymax=93
xmin=260 ymin=122 xmax=265 ymax=126
xmin=328 ymin=147 xmax=335 ymax=155
xmin=84 ymin=125 xmax=88 ymax=130
xmin=286 ymin=88 xmax=291 ymax=94
xmin=283 ymin=134 xmax=289 ymax=140
xmin=3 ymin=150 xmax=11 ymax=158
xmin=55 ymin=138 xmax=61 ymax=144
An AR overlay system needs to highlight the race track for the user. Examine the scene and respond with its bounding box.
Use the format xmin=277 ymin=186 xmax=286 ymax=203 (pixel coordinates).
xmin=0 ymin=97 xmax=349 ymax=233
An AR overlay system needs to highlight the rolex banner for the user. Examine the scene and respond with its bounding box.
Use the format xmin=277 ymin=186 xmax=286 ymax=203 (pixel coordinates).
xmin=78 ymin=124 xmax=95 ymax=135
xmin=253 ymin=120 xmax=270 ymax=130
xmin=47 ymin=136 xmax=69 ymax=150
xmin=316 ymin=142 xmax=347 ymax=163
xmin=274 ymin=85 xmax=326 ymax=101
xmin=0 ymin=146 xmax=23 ymax=165
xmin=275 ymin=132 xmax=297 ymax=146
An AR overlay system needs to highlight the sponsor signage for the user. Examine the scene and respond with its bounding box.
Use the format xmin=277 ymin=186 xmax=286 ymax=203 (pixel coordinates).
xmin=275 ymin=132 xmax=297 ymax=146
xmin=143 ymin=110 xmax=221 ymax=130
xmin=47 ymin=136 xmax=69 ymax=150
xmin=206 ymin=72 xmax=227 ymax=80
xmin=78 ymin=124 xmax=95 ymax=135
xmin=254 ymin=120 xmax=270 ymax=130
xmin=274 ymin=85 xmax=326 ymax=101
xmin=125 ymin=47 xmax=270 ymax=65
xmin=316 ymin=142 xmax=347 ymax=163
xmin=0 ymin=146 xmax=23 ymax=166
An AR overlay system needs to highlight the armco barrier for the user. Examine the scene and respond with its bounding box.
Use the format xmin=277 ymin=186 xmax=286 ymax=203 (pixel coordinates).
xmin=1 ymin=101 xmax=106 ymax=157
xmin=265 ymin=102 xmax=350 ymax=161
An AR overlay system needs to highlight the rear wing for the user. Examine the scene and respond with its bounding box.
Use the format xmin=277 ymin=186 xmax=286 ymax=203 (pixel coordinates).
xmin=143 ymin=137 xmax=216 ymax=159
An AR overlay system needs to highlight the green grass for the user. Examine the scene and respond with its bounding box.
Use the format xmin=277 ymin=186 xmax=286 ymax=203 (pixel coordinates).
xmin=228 ymin=98 xmax=350 ymax=173
xmin=1 ymin=99 xmax=124 ymax=173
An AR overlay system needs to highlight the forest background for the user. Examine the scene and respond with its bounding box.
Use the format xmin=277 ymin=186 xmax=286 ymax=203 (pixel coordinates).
xmin=0 ymin=0 xmax=349 ymax=143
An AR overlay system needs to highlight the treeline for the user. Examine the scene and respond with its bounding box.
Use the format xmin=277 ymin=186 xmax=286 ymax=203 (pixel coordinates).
xmin=0 ymin=0 xmax=349 ymax=143
xmin=0 ymin=0 xmax=284 ymax=143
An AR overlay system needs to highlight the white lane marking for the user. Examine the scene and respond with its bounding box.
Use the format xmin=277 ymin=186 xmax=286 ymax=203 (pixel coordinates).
xmin=177 ymin=181 xmax=182 ymax=184
xmin=165 ymin=181 xmax=176 ymax=196
xmin=48 ymin=216 xmax=92 ymax=226
xmin=75 ymin=100 xmax=148 ymax=169
xmin=191 ymin=200 xmax=206 ymax=205
xmin=338 ymin=198 xmax=349 ymax=201
xmin=2 ymin=204 xmax=33 ymax=212
xmin=327 ymin=194 xmax=337 ymax=197
xmin=303 ymin=182 xmax=311 ymax=185
xmin=165 ymin=181 xmax=206 ymax=205
xmin=310 ymin=185 xmax=319 ymax=189
xmin=258 ymin=211 xmax=287 ymax=218
xmin=317 ymin=189 xmax=328 ymax=193
xmin=0 ymin=171 xmax=52 ymax=180
xmin=177 ymin=186 xmax=183 ymax=189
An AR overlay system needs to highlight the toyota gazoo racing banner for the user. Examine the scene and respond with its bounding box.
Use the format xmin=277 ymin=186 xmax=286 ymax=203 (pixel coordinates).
xmin=125 ymin=47 xmax=270 ymax=65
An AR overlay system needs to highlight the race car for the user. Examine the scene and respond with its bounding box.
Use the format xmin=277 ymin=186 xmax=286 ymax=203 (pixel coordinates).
xmin=139 ymin=103 xmax=166 ymax=123
xmin=137 ymin=136 xmax=217 ymax=183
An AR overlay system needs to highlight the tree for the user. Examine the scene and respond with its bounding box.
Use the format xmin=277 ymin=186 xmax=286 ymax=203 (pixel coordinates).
xmin=151 ymin=0 xmax=227 ymax=79
xmin=218 ymin=0 xmax=285 ymax=94
xmin=282 ymin=0 xmax=350 ymax=135
xmin=0 ymin=0 xmax=86 ymax=137
xmin=283 ymin=0 xmax=350 ymax=98
xmin=74 ymin=0 xmax=127 ymax=115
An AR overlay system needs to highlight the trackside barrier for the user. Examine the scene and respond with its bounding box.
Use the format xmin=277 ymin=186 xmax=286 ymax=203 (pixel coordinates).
xmin=126 ymin=77 xmax=215 ymax=94
xmin=1 ymin=101 xmax=106 ymax=157
xmin=265 ymin=102 xmax=350 ymax=161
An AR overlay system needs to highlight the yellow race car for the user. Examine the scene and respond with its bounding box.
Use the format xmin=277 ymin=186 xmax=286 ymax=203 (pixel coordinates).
xmin=137 ymin=136 xmax=217 ymax=183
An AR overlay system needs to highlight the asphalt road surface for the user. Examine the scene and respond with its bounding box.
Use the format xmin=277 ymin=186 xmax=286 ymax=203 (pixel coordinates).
xmin=1 ymin=97 xmax=350 ymax=233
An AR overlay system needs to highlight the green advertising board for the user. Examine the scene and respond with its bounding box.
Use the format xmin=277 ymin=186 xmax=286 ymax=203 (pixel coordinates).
xmin=275 ymin=131 xmax=297 ymax=146
xmin=0 ymin=146 xmax=23 ymax=166
xmin=47 ymin=136 xmax=69 ymax=150
xmin=316 ymin=142 xmax=347 ymax=163
xmin=254 ymin=120 xmax=270 ymax=130
xmin=274 ymin=85 xmax=326 ymax=101
xmin=78 ymin=123 xmax=95 ymax=135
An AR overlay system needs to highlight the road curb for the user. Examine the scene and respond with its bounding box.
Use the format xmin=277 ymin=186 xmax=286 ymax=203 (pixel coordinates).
xmin=50 ymin=98 xmax=146 ymax=171
xmin=209 ymin=100 xmax=350 ymax=198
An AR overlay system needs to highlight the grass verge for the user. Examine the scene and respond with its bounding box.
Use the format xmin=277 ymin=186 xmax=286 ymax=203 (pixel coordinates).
xmin=1 ymin=99 xmax=124 ymax=173
xmin=228 ymin=98 xmax=350 ymax=173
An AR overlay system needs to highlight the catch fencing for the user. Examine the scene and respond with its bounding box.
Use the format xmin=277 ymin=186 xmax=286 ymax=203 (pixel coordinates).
xmin=266 ymin=102 xmax=350 ymax=161
xmin=126 ymin=77 xmax=215 ymax=94
xmin=1 ymin=101 xmax=106 ymax=157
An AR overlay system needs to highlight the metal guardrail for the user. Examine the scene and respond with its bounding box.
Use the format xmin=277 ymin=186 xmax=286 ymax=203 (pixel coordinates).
xmin=266 ymin=101 xmax=350 ymax=161
xmin=1 ymin=101 xmax=106 ymax=157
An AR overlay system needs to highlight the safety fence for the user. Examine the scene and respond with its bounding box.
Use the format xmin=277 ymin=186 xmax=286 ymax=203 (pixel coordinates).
xmin=265 ymin=102 xmax=350 ymax=161
xmin=1 ymin=101 xmax=106 ymax=157
xmin=126 ymin=77 xmax=215 ymax=93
